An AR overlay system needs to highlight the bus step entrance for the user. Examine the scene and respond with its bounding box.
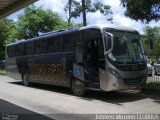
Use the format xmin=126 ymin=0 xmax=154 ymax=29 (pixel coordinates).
xmin=89 ymin=83 xmax=100 ymax=89
xmin=92 ymin=76 xmax=99 ymax=83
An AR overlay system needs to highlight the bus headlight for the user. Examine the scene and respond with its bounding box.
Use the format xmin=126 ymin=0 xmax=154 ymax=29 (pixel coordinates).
xmin=108 ymin=67 xmax=121 ymax=78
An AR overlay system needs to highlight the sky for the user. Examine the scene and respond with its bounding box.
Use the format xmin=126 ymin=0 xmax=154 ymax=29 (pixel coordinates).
xmin=8 ymin=0 xmax=160 ymax=34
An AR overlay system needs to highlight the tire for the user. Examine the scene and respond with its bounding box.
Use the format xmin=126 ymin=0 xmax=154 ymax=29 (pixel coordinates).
xmin=22 ymin=72 xmax=30 ymax=87
xmin=71 ymin=78 xmax=86 ymax=97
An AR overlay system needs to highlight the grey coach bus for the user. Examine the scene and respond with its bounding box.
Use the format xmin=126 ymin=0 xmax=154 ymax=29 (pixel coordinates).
xmin=5 ymin=24 xmax=152 ymax=96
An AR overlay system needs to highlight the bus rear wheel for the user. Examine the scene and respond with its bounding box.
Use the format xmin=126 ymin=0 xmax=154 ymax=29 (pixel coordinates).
xmin=71 ymin=78 xmax=86 ymax=96
xmin=22 ymin=72 xmax=30 ymax=87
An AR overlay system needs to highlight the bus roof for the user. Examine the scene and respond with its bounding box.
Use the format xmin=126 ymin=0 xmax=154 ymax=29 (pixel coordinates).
xmin=7 ymin=24 xmax=138 ymax=46
xmin=7 ymin=28 xmax=79 ymax=46
xmin=80 ymin=24 xmax=138 ymax=32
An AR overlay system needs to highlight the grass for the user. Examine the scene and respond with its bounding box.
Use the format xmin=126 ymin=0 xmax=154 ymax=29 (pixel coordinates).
xmin=0 ymin=69 xmax=6 ymax=75
xmin=141 ymin=82 xmax=160 ymax=96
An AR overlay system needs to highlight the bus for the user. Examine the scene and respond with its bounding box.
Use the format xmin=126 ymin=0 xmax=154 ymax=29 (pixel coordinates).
xmin=5 ymin=24 xmax=152 ymax=96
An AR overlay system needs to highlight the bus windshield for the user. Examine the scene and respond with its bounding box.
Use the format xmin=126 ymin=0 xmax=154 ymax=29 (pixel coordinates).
xmin=106 ymin=30 xmax=145 ymax=63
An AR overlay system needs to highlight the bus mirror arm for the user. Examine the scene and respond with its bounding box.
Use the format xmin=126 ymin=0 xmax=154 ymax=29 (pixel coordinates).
xmin=104 ymin=49 xmax=112 ymax=55
xmin=104 ymin=32 xmax=114 ymax=55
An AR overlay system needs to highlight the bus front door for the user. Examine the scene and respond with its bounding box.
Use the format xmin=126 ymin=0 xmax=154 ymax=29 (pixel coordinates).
xmin=84 ymin=39 xmax=100 ymax=88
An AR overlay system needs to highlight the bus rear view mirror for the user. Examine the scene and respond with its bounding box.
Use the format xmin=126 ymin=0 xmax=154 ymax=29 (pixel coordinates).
xmin=104 ymin=32 xmax=114 ymax=55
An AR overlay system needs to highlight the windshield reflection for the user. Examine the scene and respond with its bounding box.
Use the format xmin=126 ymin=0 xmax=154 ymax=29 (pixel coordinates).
xmin=105 ymin=30 xmax=145 ymax=63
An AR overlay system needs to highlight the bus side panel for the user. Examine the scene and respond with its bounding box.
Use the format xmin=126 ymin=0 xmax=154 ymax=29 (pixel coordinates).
xmin=6 ymin=57 xmax=22 ymax=80
xmin=16 ymin=56 xmax=34 ymax=78
xmin=17 ymin=53 xmax=73 ymax=87
xmin=61 ymin=52 xmax=74 ymax=84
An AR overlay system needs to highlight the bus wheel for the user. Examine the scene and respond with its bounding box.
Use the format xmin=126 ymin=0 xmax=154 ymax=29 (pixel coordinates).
xmin=22 ymin=73 xmax=30 ymax=87
xmin=72 ymin=79 xmax=86 ymax=96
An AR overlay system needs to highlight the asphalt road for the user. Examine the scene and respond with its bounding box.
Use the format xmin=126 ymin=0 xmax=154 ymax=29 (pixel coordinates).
xmin=0 ymin=75 xmax=160 ymax=120
xmin=0 ymin=99 xmax=53 ymax=120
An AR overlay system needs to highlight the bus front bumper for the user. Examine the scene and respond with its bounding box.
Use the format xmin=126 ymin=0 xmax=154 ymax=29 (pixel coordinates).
xmin=99 ymin=68 xmax=147 ymax=92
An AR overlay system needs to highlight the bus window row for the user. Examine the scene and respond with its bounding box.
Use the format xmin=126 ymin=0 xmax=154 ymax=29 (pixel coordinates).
xmin=7 ymin=33 xmax=80 ymax=57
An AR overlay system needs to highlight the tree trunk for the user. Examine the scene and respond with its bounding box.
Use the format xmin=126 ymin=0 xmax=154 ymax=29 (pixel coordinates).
xmin=69 ymin=0 xmax=71 ymax=22
xmin=82 ymin=0 xmax=87 ymax=26
xmin=68 ymin=0 xmax=72 ymax=26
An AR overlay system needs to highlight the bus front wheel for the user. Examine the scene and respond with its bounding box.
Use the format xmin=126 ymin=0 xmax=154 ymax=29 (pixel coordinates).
xmin=22 ymin=72 xmax=30 ymax=87
xmin=71 ymin=78 xmax=86 ymax=96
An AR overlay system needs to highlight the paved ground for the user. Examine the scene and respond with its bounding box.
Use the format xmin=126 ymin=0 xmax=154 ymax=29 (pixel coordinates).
xmin=0 ymin=75 xmax=160 ymax=120
xmin=0 ymin=99 xmax=53 ymax=120
xmin=148 ymin=75 xmax=160 ymax=83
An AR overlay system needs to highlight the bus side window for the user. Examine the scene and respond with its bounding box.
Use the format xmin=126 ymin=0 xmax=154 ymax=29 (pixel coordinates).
xmin=98 ymin=38 xmax=104 ymax=59
xmin=82 ymin=29 xmax=102 ymax=57
xmin=7 ymin=46 xmax=15 ymax=57
xmin=24 ymin=42 xmax=34 ymax=55
xmin=47 ymin=36 xmax=62 ymax=53
xmin=75 ymin=43 xmax=83 ymax=64
xmin=71 ymin=32 xmax=80 ymax=46
xmin=82 ymin=29 xmax=104 ymax=69
xmin=70 ymin=32 xmax=82 ymax=63
xmin=35 ymin=40 xmax=47 ymax=54
xmin=16 ymin=44 xmax=24 ymax=56
xmin=63 ymin=34 xmax=72 ymax=52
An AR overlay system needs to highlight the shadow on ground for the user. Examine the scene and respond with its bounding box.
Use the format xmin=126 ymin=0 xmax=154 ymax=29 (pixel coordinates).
xmin=0 ymin=99 xmax=54 ymax=120
xmin=9 ymin=81 xmax=160 ymax=106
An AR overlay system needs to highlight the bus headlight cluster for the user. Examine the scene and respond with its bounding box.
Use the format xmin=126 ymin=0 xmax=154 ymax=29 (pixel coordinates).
xmin=108 ymin=67 xmax=121 ymax=78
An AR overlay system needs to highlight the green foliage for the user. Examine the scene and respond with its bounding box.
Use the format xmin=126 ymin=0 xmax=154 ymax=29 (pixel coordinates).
xmin=64 ymin=0 xmax=81 ymax=23
xmin=73 ymin=23 xmax=83 ymax=28
xmin=16 ymin=5 xmax=63 ymax=39
xmin=54 ymin=21 xmax=73 ymax=30
xmin=121 ymin=0 xmax=160 ymax=23
xmin=54 ymin=21 xmax=83 ymax=30
xmin=0 ymin=6 xmax=82 ymax=59
xmin=64 ymin=0 xmax=112 ymax=25
xmin=0 ymin=69 xmax=6 ymax=75
xmin=141 ymin=26 xmax=160 ymax=60
xmin=5 ymin=27 xmax=18 ymax=44
xmin=141 ymin=82 xmax=160 ymax=96
xmin=0 ymin=19 xmax=15 ymax=59
xmin=3 ymin=5 xmax=83 ymax=42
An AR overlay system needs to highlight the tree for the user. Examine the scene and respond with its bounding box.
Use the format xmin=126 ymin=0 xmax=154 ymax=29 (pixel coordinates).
xmin=54 ymin=22 xmax=72 ymax=30
xmin=16 ymin=5 xmax=63 ymax=39
xmin=64 ymin=0 xmax=112 ymax=26
xmin=82 ymin=0 xmax=87 ymax=26
xmin=0 ymin=19 xmax=15 ymax=59
xmin=121 ymin=0 xmax=160 ymax=23
xmin=54 ymin=21 xmax=83 ymax=30
xmin=64 ymin=0 xmax=81 ymax=24
xmin=141 ymin=26 xmax=160 ymax=60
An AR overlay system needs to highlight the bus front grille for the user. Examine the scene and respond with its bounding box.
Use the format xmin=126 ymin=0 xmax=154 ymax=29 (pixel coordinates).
xmin=123 ymin=77 xmax=144 ymax=85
